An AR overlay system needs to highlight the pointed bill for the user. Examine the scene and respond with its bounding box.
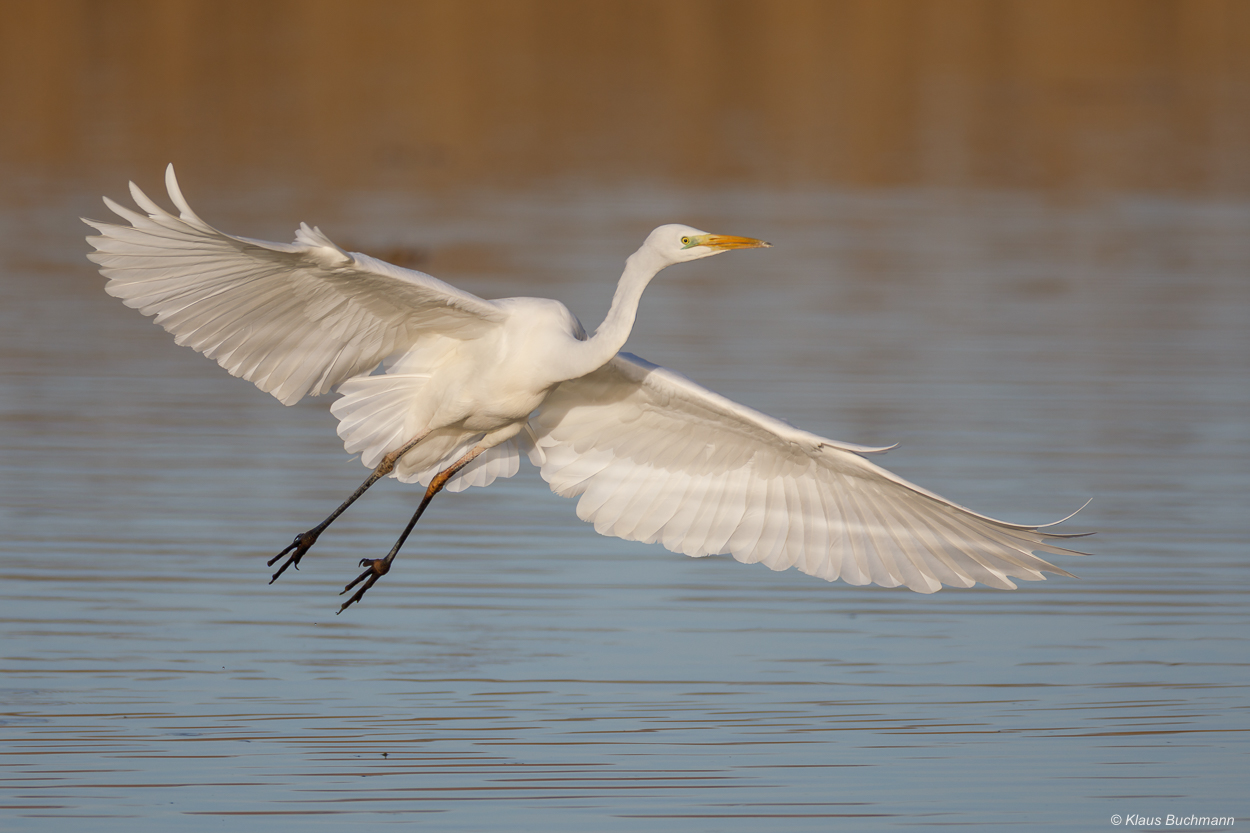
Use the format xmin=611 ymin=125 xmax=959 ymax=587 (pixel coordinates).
xmin=685 ymin=233 xmax=771 ymax=251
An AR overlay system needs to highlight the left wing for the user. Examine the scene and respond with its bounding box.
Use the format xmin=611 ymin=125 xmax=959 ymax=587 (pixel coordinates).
xmin=85 ymin=165 xmax=506 ymax=405
xmin=529 ymin=352 xmax=1086 ymax=592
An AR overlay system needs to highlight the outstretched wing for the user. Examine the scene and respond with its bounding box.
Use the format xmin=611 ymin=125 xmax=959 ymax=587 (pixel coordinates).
xmin=530 ymin=352 xmax=1085 ymax=592
xmin=85 ymin=164 xmax=506 ymax=405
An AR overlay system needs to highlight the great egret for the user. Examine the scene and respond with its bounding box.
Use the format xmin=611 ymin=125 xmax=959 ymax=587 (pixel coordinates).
xmin=85 ymin=165 xmax=1085 ymax=613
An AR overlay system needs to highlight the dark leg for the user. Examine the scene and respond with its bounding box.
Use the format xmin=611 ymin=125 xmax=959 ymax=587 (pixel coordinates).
xmin=268 ymin=431 xmax=430 ymax=583
xmin=337 ymin=444 xmax=488 ymax=614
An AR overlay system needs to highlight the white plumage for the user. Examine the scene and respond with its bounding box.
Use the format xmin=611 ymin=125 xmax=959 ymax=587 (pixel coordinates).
xmin=85 ymin=165 xmax=1085 ymax=610
xmin=530 ymin=353 xmax=1079 ymax=592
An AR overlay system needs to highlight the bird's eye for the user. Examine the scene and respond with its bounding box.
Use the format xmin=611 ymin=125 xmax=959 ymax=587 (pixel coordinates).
xmin=680 ymin=236 xmax=690 ymax=246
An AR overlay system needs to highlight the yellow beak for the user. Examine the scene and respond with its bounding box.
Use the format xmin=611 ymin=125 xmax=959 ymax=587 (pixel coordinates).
xmin=687 ymin=233 xmax=771 ymax=251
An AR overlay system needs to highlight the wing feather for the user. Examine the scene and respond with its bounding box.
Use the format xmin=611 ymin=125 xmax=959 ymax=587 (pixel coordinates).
xmin=85 ymin=165 xmax=505 ymax=405
xmin=531 ymin=352 xmax=1085 ymax=592
xmin=700 ymin=466 xmax=750 ymax=555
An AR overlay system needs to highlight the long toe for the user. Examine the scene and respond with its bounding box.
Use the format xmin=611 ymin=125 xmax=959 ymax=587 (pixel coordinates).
xmin=267 ymin=530 xmax=321 ymax=583
xmin=337 ymin=559 xmax=392 ymax=613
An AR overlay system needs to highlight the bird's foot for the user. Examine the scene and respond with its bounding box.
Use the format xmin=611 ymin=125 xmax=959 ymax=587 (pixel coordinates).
xmin=337 ymin=558 xmax=391 ymax=614
xmin=267 ymin=529 xmax=321 ymax=584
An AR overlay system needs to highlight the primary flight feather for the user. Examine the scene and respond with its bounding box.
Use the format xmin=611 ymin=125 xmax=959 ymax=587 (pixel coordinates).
xmin=85 ymin=165 xmax=1085 ymax=612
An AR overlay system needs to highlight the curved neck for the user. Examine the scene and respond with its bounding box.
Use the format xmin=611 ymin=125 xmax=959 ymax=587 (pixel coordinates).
xmin=564 ymin=247 xmax=666 ymax=380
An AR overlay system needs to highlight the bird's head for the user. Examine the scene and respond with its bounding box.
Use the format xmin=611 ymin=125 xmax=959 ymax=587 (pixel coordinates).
xmin=643 ymin=223 xmax=771 ymax=267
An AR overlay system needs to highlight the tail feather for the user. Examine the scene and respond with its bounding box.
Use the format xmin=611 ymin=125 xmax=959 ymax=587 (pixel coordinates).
xmin=332 ymin=372 xmax=523 ymax=491
xmin=331 ymin=373 xmax=432 ymax=469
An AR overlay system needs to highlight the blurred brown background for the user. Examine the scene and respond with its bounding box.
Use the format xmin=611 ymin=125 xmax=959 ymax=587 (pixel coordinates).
xmin=4 ymin=0 xmax=1249 ymax=195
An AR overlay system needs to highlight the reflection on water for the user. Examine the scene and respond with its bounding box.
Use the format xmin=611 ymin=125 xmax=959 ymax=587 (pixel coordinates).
xmin=3 ymin=1 xmax=1250 ymax=193
xmin=1 ymin=176 xmax=1247 ymax=829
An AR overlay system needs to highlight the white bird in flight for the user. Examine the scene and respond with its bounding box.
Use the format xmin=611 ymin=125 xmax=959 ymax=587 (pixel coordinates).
xmin=85 ymin=165 xmax=1086 ymax=612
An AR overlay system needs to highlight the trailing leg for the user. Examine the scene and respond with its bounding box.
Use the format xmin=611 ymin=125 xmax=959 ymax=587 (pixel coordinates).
xmin=267 ymin=431 xmax=431 ymax=583
xmin=337 ymin=443 xmax=489 ymax=613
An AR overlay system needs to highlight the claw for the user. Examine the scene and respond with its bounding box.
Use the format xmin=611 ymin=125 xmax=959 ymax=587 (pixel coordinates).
xmin=337 ymin=558 xmax=391 ymax=614
xmin=267 ymin=529 xmax=320 ymax=584
xmin=273 ymin=437 xmax=473 ymax=611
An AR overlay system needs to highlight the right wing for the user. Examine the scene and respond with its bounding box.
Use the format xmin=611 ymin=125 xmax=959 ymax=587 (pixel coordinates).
xmin=530 ymin=352 xmax=1087 ymax=592
xmin=84 ymin=164 xmax=506 ymax=405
